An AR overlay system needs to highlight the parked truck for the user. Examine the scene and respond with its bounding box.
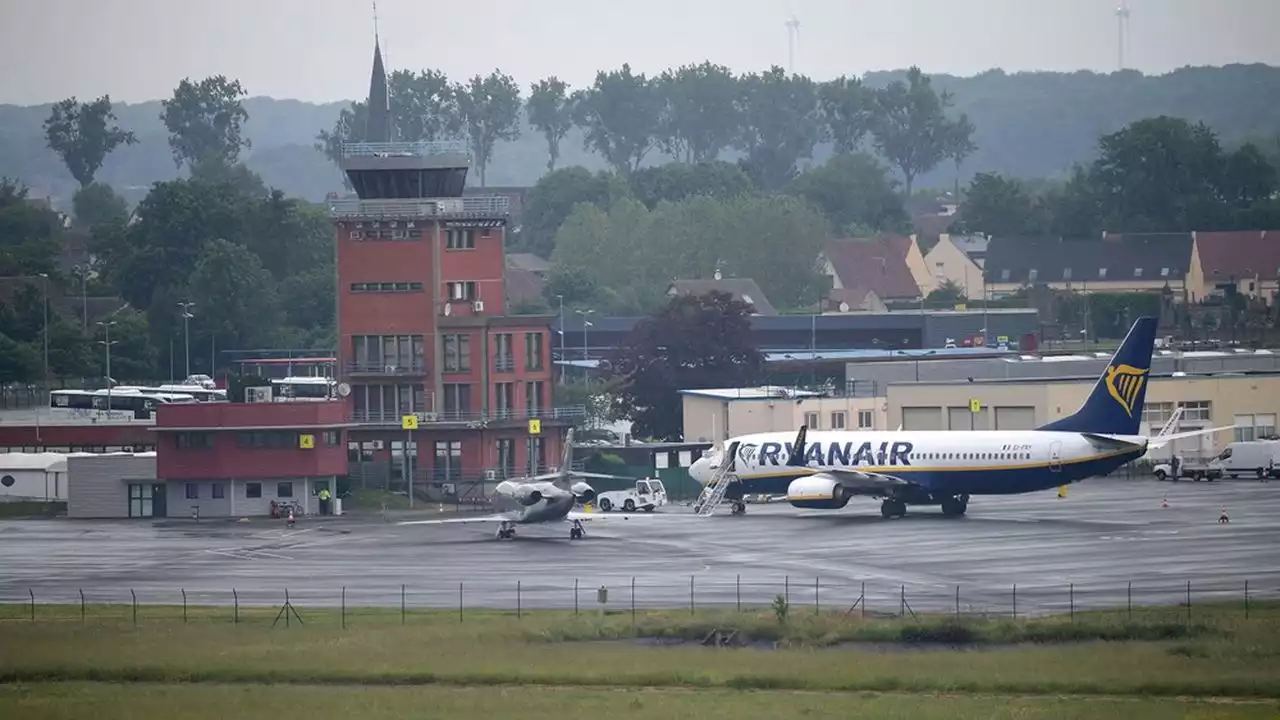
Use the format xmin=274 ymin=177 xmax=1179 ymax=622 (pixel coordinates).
xmin=1153 ymin=440 xmax=1280 ymax=481
xmin=594 ymin=478 xmax=668 ymax=512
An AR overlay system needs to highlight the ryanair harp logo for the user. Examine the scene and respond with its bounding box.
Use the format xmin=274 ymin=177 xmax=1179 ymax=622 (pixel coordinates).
xmin=1105 ymin=364 xmax=1148 ymax=417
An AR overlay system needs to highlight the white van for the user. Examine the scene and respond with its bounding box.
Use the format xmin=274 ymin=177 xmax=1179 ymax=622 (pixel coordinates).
xmin=1209 ymin=440 xmax=1280 ymax=479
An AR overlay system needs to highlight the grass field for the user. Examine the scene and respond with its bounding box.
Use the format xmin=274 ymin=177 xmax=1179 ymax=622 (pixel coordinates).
xmin=2 ymin=601 xmax=1278 ymax=718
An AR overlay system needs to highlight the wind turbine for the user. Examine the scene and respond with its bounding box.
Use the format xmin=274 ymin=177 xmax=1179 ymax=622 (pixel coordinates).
xmin=1115 ymin=0 xmax=1132 ymax=71
xmin=785 ymin=5 xmax=800 ymax=74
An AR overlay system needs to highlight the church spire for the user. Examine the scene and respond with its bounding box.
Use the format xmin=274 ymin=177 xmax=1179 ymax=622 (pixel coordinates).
xmin=365 ymin=3 xmax=391 ymax=143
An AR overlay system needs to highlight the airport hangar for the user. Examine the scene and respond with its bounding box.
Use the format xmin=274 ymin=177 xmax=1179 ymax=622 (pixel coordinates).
xmin=680 ymin=346 xmax=1280 ymax=463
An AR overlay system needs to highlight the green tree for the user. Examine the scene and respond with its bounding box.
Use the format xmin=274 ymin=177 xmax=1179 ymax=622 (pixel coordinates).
xmin=187 ymin=238 xmax=281 ymax=355
xmin=315 ymin=100 xmax=368 ymax=167
xmin=71 ymin=182 xmax=129 ymax=231
xmin=543 ymin=264 xmax=601 ymax=308
xmin=1090 ymin=116 xmax=1228 ymax=232
xmin=388 ymin=69 xmax=462 ymax=143
xmin=956 ymin=172 xmax=1046 ymax=236
xmin=517 ymin=166 xmax=633 ymax=258
xmin=628 ymin=161 xmax=754 ymax=210
xmin=42 ymin=95 xmax=138 ymax=187
xmin=160 ymin=76 xmax=251 ymax=169
xmin=93 ymin=309 xmax=158 ymax=382
xmin=819 ymin=76 xmax=875 ymax=154
xmin=656 ymin=62 xmax=741 ymax=164
xmin=0 ymin=178 xmax=61 ymax=277
xmin=526 ymin=77 xmax=576 ymax=172
xmin=608 ymin=291 xmax=764 ymax=440
xmin=734 ymin=66 xmax=823 ymax=191
xmin=868 ymin=67 xmax=972 ymax=196
xmin=787 ymin=153 xmax=907 ymax=235
xmin=0 ymin=332 xmax=40 ymax=384
xmin=1222 ymin=142 xmax=1277 ymax=209
xmin=455 ymin=71 xmax=523 ymax=186
xmin=572 ymin=64 xmax=663 ymax=176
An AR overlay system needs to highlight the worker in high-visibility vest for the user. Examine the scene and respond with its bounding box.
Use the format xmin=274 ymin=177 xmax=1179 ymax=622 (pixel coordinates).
xmin=318 ymin=487 xmax=332 ymax=515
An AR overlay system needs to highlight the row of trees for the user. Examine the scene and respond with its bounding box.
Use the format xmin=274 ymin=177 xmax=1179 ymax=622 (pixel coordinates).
xmin=316 ymin=64 xmax=975 ymax=194
xmin=956 ymin=116 xmax=1280 ymax=237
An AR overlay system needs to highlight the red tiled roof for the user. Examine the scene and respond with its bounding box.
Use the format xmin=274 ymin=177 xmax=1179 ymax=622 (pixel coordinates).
xmin=1195 ymin=231 xmax=1280 ymax=280
xmin=822 ymin=236 xmax=921 ymax=300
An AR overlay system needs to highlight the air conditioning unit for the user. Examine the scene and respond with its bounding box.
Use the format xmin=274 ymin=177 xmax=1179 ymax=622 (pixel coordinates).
xmin=472 ymin=300 xmax=485 ymax=313
xmin=484 ymin=469 xmax=496 ymax=481
xmin=245 ymin=386 xmax=273 ymax=403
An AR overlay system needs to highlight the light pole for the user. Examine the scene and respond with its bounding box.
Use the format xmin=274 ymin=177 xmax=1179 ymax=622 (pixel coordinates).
xmin=39 ymin=272 xmax=49 ymax=390
xmin=555 ymin=294 xmax=565 ymax=385
xmin=97 ymin=321 xmax=117 ymax=412
xmin=575 ymin=309 xmax=593 ymax=388
xmin=178 ymin=301 xmax=195 ymax=380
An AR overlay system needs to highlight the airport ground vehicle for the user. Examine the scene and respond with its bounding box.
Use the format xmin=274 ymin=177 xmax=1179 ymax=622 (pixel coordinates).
xmin=1151 ymin=458 xmax=1223 ymax=482
xmin=1153 ymin=440 xmax=1280 ymax=481
xmin=594 ymin=478 xmax=668 ymax=512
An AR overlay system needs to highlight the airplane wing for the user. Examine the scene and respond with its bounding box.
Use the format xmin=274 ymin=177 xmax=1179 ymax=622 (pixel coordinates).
xmin=398 ymin=514 xmax=519 ymax=526
xmin=821 ymin=468 xmax=912 ymax=491
xmin=1147 ymin=425 xmax=1236 ymax=449
xmin=566 ymin=510 xmax=674 ymax=521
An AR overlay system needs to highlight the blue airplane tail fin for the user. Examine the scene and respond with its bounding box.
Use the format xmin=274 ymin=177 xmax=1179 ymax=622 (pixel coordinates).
xmin=1037 ymin=316 xmax=1158 ymax=436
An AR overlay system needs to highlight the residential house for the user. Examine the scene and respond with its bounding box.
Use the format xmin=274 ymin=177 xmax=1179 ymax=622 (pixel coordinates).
xmin=666 ymin=276 xmax=778 ymax=315
xmin=820 ymin=236 xmax=932 ymax=304
xmin=948 ymin=234 xmax=989 ymax=268
xmin=1192 ymin=231 xmax=1280 ymax=300
xmin=503 ymin=253 xmax=550 ymax=308
xmin=983 ymin=233 xmax=1201 ymax=299
xmin=827 ymin=286 xmax=888 ymax=313
xmin=923 ymin=234 xmax=986 ymax=300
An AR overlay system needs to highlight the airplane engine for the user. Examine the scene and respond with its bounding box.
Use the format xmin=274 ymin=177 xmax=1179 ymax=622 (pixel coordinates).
xmin=518 ymin=489 xmax=544 ymax=506
xmin=570 ymin=481 xmax=596 ymax=504
xmin=786 ymin=475 xmax=852 ymax=510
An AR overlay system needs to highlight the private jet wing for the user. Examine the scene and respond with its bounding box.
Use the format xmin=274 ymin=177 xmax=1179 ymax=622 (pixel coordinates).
xmin=399 ymin=514 xmax=521 ymax=526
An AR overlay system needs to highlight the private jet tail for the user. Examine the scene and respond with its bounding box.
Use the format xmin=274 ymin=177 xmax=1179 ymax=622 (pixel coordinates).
xmin=1037 ymin=316 xmax=1157 ymax=436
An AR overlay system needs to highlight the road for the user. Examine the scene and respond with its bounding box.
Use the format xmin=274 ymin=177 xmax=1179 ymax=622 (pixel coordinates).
xmin=1 ymin=477 xmax=1276 ymax=616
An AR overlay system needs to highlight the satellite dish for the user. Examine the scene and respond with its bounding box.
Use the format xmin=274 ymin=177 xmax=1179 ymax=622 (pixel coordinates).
xmin=838 ymin=301 xmax=850 ymax=312
xmin=337 ymin=382 xmax=351 ymax=397
xmin=443 ymin=303 xmax=452 ymax=316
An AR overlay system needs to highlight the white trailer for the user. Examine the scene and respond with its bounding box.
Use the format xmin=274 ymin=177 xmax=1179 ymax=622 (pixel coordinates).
xmin=594 ymin=478 xmax=668 ymax=512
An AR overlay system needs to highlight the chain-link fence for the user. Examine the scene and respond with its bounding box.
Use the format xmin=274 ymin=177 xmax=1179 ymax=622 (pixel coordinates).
xmin=2 ymin=577 xmax=1272 ymax=626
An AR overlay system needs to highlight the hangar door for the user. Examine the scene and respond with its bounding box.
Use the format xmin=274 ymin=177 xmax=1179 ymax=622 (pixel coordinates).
xmin=901 ymin=407 xmax=943 ymax=430
xmin=994 ymin=406 xmax=1036 ymax=430
xmin=947 ymin=406 xmax=990 ymax=430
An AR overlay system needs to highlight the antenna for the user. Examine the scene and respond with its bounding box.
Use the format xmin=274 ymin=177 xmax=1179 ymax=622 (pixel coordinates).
xmin=1115 ymin=0 xmax=1131 ymax=71
xmin=372 ymin=0 xmax=380 ymax=45
xmin=785 ymin=5 xmax=801 ymax=74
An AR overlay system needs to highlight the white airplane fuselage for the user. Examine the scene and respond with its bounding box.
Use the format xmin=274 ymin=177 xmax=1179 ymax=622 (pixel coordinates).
xmin=692 ymin=429 xmax=1148 ymax=507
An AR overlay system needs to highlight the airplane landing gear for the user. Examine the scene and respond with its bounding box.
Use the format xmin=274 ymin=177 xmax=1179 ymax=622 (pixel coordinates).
xmin=940 ymin=494 xmax=969 ymax=517
xmin=730 ymin=500 xmax=746 ymax=515
xmin=569 ymin=519 xmax=586 ymax=540
xmin=496 ymin=521 xmax=517 ymax=539
xmin=880 ymin=498 xmax=907 ymax=519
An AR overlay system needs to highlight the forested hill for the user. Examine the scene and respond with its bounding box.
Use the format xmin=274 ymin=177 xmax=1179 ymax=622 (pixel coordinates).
xmin=3 ymin=63 xmax=1279 ymax=208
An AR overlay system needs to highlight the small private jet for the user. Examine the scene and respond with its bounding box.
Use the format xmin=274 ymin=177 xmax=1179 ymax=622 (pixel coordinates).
xmin=399 ymin=429 xmax=657 ymax=540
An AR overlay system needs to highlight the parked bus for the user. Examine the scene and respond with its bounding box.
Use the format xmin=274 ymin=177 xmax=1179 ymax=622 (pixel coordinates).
xmin=49 ymin=388 xmax=198 ymax=419
xmin=236 ymin=356 xmax=336 ymax=380
xmin=112 ymin=384 xmax=228 ymax=402
xmin=270 ymin=376 xmax=337 ymax=401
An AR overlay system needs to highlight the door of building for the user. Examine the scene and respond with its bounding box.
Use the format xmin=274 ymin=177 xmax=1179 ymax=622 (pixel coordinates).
xmin=128 ymin=483 xmax=152 ymax=518
xmin=151 ymin=484 xmax=168 ymax=517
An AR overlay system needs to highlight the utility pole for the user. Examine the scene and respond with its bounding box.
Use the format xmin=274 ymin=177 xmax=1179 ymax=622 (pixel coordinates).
xmin=556 ymin=294 xmax=565 ymax=385
xmin=97 ymin=321 xmax=117 ymax=412
xmin=39 ymin=272 xmax=49 ymax=393
xmin=178 ymin=301 xmax=195 ymax=379
xmin=575 ymin=309 xmax=594 ymax=389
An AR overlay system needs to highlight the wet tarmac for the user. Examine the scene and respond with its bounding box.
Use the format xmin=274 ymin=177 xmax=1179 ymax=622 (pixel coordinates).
xmin=1 ymin=477 xmax=1277 ymax=616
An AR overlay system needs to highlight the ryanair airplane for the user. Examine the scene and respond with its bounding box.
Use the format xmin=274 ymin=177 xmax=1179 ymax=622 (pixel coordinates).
xmin=688 ymin=316 xmax=1232 ymax=519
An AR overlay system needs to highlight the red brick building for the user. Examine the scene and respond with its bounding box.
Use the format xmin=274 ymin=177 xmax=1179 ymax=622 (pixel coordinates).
xmin=151 ymin=400 xmax=350 ymax=517
xmin=331 ymin=40 xmax=576 ymax=497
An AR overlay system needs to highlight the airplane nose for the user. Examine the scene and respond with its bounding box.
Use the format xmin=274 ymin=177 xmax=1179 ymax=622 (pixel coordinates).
xmin=690 ymin=456 xmax=712 ymax=484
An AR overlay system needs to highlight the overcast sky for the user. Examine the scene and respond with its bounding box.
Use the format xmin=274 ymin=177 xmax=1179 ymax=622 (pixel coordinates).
xmin=2 ymin=0 xmax=1277 ymax=106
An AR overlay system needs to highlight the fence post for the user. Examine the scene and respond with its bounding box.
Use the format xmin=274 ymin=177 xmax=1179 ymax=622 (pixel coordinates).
xmin=402 ymin=584 xmax=407 ymax=624
xmin=182 ymin=588 xmax=187 ymax=624
xmin=1245 ymin=580 xmax=1250 ymax=620
xmin=1127 ymin=581 xmax=1131 ymax=622
xmin=1185 ymin=580 xmax=1191 ymax=626
xmin=736 ymin=574 xmax=741 ymax=613
xmin=131 ymin=589 xmax=137 ymax=627
xmin=689 ymin=575 xmax=694 ymax=616
xmin=574 ymin=578 xmax=579 ymax=616
xmin=900 ymin=585 xmax=905 ymax=619
xmin=341 ymin=587 xmax=346 ymax=630
xmin=955 ymin=585 xmax=960 ymax=619
xmin=28 ymin=589 xmax=34 ymax=622
xmin=630 ymin=577 xmax=636 ymax=629
xmin=1012 ymin=584 xmax=1017 ymax=620
xmin=814 ymin=577 xmax=820 ymax=614
xmin=861 ymin=580 xmax=866 ymax=619
xmin=458 ymin=583 xmax=463 ymax=624
xmin=79 ymin=589 xmax=85 ymax=623
xmin=1069 ymin=583 xmax=1074 ymax=622
xmin=785 ymin=575 xmax=790 ymax=606
xmin=233 ymin=588 xmax=239 ymax=624
xmin=518 ymin=580 xmax=522 ymax=620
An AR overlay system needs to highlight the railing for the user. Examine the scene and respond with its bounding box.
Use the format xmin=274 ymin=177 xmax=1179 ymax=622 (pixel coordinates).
xmin=345 ymin=359 xmax=428 ymax=375
xmin=328 ymin=196 xmax=510 ymax=220
xmin=349 ymin=405 xmax=586 ymax=426
xmin=493 ymin=356 xmax=515 ymax=373
xmin=340 ymin=140 xmax=470 ymax=158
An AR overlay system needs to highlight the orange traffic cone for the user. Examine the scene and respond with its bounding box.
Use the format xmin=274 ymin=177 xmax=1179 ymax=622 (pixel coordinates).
xmin=287 ymin=507 xmax=296 ymax=527
xmin=1218 ymin=504 xmax=1229 ymax=524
